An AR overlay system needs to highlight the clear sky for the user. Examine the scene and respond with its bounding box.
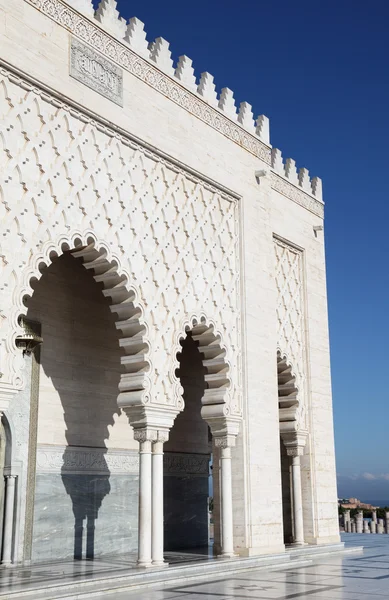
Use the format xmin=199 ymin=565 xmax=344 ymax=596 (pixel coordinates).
xmin=101 ymin=0 xmax=389 ymax=500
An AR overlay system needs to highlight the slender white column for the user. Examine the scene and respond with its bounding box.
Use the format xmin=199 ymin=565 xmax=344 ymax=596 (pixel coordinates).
xmin=2 ymin=475 xmax=17 ymax=565
xmin=291 ymin=454 xmax=304 ymax=545
xmin=356 ymin=510 xmax=363 ymax=534
xmin=220 ymin=445 xmax=234 ymax=556
xmin=136 ymin=436 xmax=152 ymax=567
xmin=152 ymin=431 xmax=168 ymax=567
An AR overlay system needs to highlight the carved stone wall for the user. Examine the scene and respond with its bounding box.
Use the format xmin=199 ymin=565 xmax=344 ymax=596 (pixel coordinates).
xmin=274 ymin=238 xmax=306 ymax=428
xmin=0 ymin=66 xmax=241 ymax=415
xmin=36 ymin=445 xmax=139 ymax=474
xmin=164 ymin=452 xmax=210 ymax=476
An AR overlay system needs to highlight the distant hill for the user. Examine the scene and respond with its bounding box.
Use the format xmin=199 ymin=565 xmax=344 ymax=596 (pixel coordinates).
xmin=337 ymin=474 xmax=389 ymax=507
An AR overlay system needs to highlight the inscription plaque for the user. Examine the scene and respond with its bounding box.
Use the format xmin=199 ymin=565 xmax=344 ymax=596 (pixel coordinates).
xmin=70 ymin=37 xmax=123 ymax=106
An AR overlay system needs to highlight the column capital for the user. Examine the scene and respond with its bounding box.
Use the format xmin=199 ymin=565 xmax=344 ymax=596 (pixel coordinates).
xmin=133 ymin=428 xmax=158 ymax=444
xmin=125 ymin=405 xmax=177 ymax=435
xmin=281 ymin=430 xmax=308 ymax=456
xmin=4 ymin=474 xmax=17 ymax=481
xmin=154 ymin=429 xmax=169 ymax=444
xmin=133 ymin=427 xmax=170 ymax=444
xmin=214 ymin=435 xmax=236 ymax=449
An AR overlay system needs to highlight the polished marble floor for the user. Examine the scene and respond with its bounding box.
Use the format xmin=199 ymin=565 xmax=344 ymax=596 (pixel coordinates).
xmin=1 ymin=535 xmax=388 ymax=599
xmin=110 ymin=535 xmax=389 ymax=600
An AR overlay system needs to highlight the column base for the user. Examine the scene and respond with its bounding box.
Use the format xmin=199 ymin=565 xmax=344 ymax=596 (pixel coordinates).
xmin=288 ymin=542 xmax=307 ymax=547
xmin=136 ymin=561 xmax=154 ymax=569
xmin=217 ymin=552 xmax=236 ymax=559
xmin=152 ymin=560 xmax=169 ymax=568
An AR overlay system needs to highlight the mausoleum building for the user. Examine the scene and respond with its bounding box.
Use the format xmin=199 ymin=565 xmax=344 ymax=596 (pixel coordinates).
xmin=0 ymin=0 xmax=339 ymax=567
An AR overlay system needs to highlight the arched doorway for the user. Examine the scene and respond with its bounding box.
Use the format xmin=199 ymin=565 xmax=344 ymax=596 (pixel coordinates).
xmin=19 ymin=238 xmax=149 ymax=563
xmin=163 ymin=319 xmax=233 ymax=558
xmin=164 ymin=332 xmax=211 ymax=553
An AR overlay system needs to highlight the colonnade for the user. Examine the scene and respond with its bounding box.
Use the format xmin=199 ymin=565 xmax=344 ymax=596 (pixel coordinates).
xmin=343 ymin=510 xmax=389 ymax=535
xmin=134 ymin=426 xmax=236 ymax=567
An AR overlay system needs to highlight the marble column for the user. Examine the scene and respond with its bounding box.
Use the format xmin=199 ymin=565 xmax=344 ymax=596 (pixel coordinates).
xmin=356 ymin=510 xmax=363 ymax=534
xmin=134 ymin=430 xmax=155 ymax=568
xmin=281 ymin=431 xmax=307 ymax=546
xmin=152 ymin=430 xmax=169 ymax=567
xmin=385 ymin=512 xmax=389 ymax=534
xmin=370 ymin=520 xmax=376 ymax=533
xmin=344 ymin=509 xmax=351 ymax=531
xmin=372 ymin=510 xmax=377 ymax=523
xmin=363 ymin=520 xmax=370 ymax=533
xmin=351 ymin=520 xmax=356 ymax=533
xmin=378 ymin=519 xmax=384 ymax=534
xmin=290 ymin=451 xmax=305 ymax=544
xmin=215 ymin=436 xmax=235 ymax=558
xmin=2 ymin=475 xmax=17 ymax=565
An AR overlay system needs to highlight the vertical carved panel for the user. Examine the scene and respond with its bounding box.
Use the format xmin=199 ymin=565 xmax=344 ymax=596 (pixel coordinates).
xmin=274 ymin=238 xmax=306 ymax=427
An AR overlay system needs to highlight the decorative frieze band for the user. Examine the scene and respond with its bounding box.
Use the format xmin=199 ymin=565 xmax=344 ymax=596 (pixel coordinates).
xmin=24 ymin=0 xmax=271 ymax=164
xmin=270 ymin=172 xmax=324 ymax=218
xmin=164 ymin=452 xmax=210 ymax=476
xmin=36 ymin=445 xmax=139 ymax=475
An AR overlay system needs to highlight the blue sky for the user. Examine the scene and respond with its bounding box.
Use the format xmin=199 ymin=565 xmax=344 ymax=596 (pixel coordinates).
xmin=101 ymin=0 xmax=389 ymax=500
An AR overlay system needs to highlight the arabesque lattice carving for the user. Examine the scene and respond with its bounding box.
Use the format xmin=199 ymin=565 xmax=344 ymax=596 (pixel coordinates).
xmin=274 ymin=238 xmax=306 ymax=428
xmin=0 ymin=67 xmax=241 ymax=416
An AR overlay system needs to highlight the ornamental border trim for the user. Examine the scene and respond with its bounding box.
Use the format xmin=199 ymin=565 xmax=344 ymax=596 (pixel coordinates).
xmin=24 ymin=0 xmax=271 ymax=164
xmin=270 ymin=173 xmax=324 ymax=218
xmin=164 ymin=452 xmax=210 ymax=476
xmin=36 ymin=445 xmax=139 ymax=475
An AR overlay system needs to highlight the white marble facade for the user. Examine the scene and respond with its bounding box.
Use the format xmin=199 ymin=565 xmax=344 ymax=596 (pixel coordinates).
xmin=0 ymin=0 xmax=339 ymax=567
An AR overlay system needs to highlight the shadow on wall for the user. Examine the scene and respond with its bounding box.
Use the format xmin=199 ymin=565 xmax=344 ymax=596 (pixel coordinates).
xmin=27 ymin=252 xmax=123 ymax=560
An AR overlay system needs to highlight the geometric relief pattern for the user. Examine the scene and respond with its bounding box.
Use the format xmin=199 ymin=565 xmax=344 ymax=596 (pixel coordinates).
xmin=274 ymin=237 xmax=306 ymax=428
xmin=0 ymin=67 xmax=241 ymax=416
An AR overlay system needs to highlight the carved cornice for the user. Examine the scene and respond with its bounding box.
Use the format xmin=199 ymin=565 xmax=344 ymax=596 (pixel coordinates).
xmin=24 ymin=0 xmax=271 ymax=165
xmin=164 ymin=452 xmax=210 ymax=476
xmin=270 ymin=172 xmax=324 ymax=218
xmin=36 ymin=445 xmax=139 ymax=475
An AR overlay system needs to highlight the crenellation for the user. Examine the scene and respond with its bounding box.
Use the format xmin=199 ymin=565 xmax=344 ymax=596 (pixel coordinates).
xmin=256 ymin=115 xmax=270 ymax=145
xmin=197 ymin=72 xmax=218 ymax=105
xmin=149 ymin=37 xmax=174 ymax=75
xmin=284 ymin=158 xmax=299 ymax=185
xmin=218 ymin=87 xmax=237 ymax=120
xmin=237 ymin=102 xmax=255 ymax=132
xmin=271 ymin=148 xmax=283 ymax=172
xmin=55 ymin=0 xmax=321 ymax=188
xmin=175 ymin=56 xmax=197 ymax=92
xmin=298 ymin=167 xmax=310 ymax=193
xmin=124 ymin=17 xmax=149 ymax=57
xmin=95 ymin=0 xmax=127 ymax=39
xmin=311 ymin=176 xmax=323 ymax=200
xmin=271 ymin=148 xmax=322 ymax=205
